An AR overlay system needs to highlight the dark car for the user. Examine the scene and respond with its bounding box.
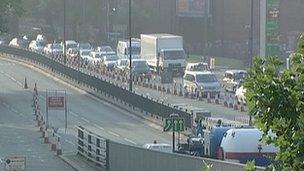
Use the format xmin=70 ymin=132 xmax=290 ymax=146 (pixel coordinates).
xmin=125 ymin=59 xmax=151 ymax=79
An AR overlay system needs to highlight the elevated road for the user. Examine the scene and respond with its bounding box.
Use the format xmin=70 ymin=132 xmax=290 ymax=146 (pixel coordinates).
xmin=0 ymin=57 xmax=173 ymax=153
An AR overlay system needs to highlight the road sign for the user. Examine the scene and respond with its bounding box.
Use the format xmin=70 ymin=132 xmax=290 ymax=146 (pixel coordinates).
xmin=163 ymin=117 xmax=185 ymax=132
xmin=5 ymin=156 xmax=26 ymax=171
xmin=47 ymin=96 xmax=65 ymax=109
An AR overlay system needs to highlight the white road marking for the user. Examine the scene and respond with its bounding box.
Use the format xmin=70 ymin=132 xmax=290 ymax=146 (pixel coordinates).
xmin=4 ymin=73 xmax=10 ymax=77
xmin=10 ymin=77 xmax=16 ymax=82
xmin=108 ymin=131 xmax=120 ymax=137
xmin=16 ymin=81 xmax=22 ymax=86
xmin=124 ymin=138 xmax=137 ymax=145
xmin=10 ymin=108 xmax=18 ymax=113
xmin=65 ymin=139 xmax=76 ymax=146
xmin=93 ymin=124 xmax=104 ymax=130
xmin=70 ymin=111 xmax=79 ymax=117
xmin=81 ymin=117 xmax=90 ymax=123
xmin=2 ymin=102 xmax=9 ymax=108
xmin=39 ymin=95 xmax=46 ymax=100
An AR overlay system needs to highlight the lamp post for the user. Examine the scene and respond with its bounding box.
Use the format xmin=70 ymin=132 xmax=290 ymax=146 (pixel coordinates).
xmin=129 ymin=0 xmax=132 ymax=92
xmin=249 ymin=0 xmax=254 ymax=126
xmin=249 ymin=0 xmax=254 ymax=67
xmin=63 ymin=0 xmax=67 ymax=64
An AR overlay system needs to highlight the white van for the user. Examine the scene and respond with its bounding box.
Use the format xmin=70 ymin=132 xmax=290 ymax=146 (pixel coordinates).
xmin=116 ymin=38 xmax=141 ymax=59
xmin=61 ymin=40 xmax=78 ymax=52
xmin=222 ymin=70 xmax=247 ymax=92
xmin=183 ymin=70 xmax=221 ymax=97
xmin=143 ymin=143 xmax=172 ymax=153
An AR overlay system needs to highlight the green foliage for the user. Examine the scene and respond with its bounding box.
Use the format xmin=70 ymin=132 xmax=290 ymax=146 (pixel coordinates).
xmin=244 ymin=55 xmax=304 ymax=170
xmin=245 ymin=160 xmax=255 ymax=171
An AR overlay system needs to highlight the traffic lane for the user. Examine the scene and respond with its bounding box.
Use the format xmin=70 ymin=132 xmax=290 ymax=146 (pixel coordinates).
xmin=134 ymin=85 xmax=248 ymax=121
xmin=0 ymin=57 xmax=173 ymax=146
xmin=0 ymin=89 xmax=74 ymax=170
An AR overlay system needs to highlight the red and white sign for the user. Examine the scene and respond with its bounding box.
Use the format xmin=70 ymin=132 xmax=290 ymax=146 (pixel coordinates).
xmin=48 ymin=96 xmax=65 ymax=109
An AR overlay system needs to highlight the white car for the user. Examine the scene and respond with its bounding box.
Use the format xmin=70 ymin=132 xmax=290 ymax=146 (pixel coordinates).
xmin=62 ymin=40 xmax=78 ymax=52
xmin=89 ymin=51 xmax=103 ymax=63
xmin=186 ymin=62 xmax=209 ymax=71
xmin=28 ymin=40 xmax=45 ymax=53
xmin=183 ymin=70 xmax=221 ymax=97
xmin=78 ymin=42 xmax=93 ymax=51
xmin=44 ymin=43 xmax=63 ymax=56
xmin=222 ymin=70 xmax=247 ymax=92
xmin=143 ymin=143 xmax=172 ymax=153
xmin=115 ymin=58 xmax=129 ymax=73
xmin=235 ymin=85 xmax=246 ymax=104
xmin=80 ymin=50 xmax=92 ymax=62
xmin=96 ymin=46 xmax=116 ymax=55
xmin=101 ymin=54 xmax=118 ymax=69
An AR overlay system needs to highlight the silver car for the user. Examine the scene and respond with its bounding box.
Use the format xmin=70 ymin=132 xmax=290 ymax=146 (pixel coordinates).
xmin=183 ymin=70 xmax=221 ymax=97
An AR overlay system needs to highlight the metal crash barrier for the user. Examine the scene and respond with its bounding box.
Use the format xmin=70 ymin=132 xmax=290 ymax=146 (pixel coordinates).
xmin=77 ymin=126 xmax=109 ymax=169
xmin=0 ymin=45 xmax=192 ymax=128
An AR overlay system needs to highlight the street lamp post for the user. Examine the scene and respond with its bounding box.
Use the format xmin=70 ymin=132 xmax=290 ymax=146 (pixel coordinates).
xmin=129 ymin=0 xmax=132 ymax=92
xmin=63 ymin=0 xmax=67 ymax=64
xmin=249 ymin=0 xmax=254 ymax=126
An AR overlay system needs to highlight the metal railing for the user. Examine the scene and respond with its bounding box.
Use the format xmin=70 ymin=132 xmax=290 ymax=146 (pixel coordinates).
xmin=77 ymin=126 xmax=109 ymax=169
xmin=0 ymin=45 xmax=192 ymax=128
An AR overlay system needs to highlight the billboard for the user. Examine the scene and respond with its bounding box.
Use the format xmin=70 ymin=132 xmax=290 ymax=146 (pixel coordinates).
xmin=176 ymin=0 xmax=211 ymax=18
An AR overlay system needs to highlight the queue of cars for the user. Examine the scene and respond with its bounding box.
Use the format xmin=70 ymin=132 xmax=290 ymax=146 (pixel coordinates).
xmin=6 ymin=34 xmax=247 ymax=103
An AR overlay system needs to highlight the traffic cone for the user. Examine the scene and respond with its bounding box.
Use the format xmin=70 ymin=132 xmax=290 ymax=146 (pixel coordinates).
xmin=223 ymin=93 xmax=228 ymax=107
xmin=44 ymin=130 xmax=49 ymax=144
xmin=215 ymin=93 xmax=220 ymax=104
xmin=239 ymin=101 xmax=246 ymax=112
xmin=228 ymin=95 xmax=234 ymax=108
xmin=56 ymin=138 xmax=62 ymax=155
xmin=207 ymin=92 xmax=212 ymax=103
xmin=233 ymin=99 xmax=239 ymax=110
xmin=179 ymin=84 xmax=183 ymax=96
xmin=24 ymin=77 xmax=28 ymax=89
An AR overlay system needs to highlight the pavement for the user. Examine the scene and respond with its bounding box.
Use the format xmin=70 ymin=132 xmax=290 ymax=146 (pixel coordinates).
xmin=59 ymin=153 xmax=105 ymax=171
xmin=0 ymin=60 xmax=74 ymax=171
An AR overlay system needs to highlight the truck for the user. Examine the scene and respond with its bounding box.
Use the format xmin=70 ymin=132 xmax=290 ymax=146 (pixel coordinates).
xmin=140 ymin=34 xmax=186 ymax=76
xmin=116 ymin=38 xmax=141 ymax=59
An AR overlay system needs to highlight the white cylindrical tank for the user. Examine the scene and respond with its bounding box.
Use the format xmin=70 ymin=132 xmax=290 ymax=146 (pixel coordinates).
xmin=220 ymin=128 xmax=278 ymax=160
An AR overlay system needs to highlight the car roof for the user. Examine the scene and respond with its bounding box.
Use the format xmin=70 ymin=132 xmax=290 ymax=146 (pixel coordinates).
xmin=132 ymin=59 xmax=146 ymax=62
xmin=185 ymin=70 xmax=213 ymax=75
xmin=225 ymin=70 xmax=247 ymax=74
xmin=143 ymin=143 xmax=171 ymax=147
xmin=65 ymin=40 xmax=77 ymax=44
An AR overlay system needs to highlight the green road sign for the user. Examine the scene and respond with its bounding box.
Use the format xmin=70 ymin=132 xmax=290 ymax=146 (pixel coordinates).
xmin=163 ymin=118 xmax=184 ymax=132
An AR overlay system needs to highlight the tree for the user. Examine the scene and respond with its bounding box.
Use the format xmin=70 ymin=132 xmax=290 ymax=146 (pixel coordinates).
xmin=244 ymin=40 xmax=304 ymax=169
xmin=0 ymin=0 xmax=24 ymax=34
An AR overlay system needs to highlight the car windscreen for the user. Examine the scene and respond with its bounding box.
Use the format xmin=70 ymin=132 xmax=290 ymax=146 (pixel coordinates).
xmin=196 ymin=74 xmax=217 ymax=83
xmin=163 ymin=50 xmax=185 ymax=60
xmin=126 ymin=46 xmax=140 ymax=55
xmin=234 ymin=72 xmax=247 ymax=80
xmin=132 ymin=61 xmax=148 ymax=68
xmin=105 ymin=55 xmax=118 ymax=61
xmin=36 ymin=41 xmax=45 ymax=47
xmin=79 ymin=43 xmax=91 ymax=49
xmin=67 ymin=43 xmax=77 ymax=49
xmin=52 ymin=43 xmax=62 ymax=50
xmin=81 ymin=51 xmax=90 ymax=56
